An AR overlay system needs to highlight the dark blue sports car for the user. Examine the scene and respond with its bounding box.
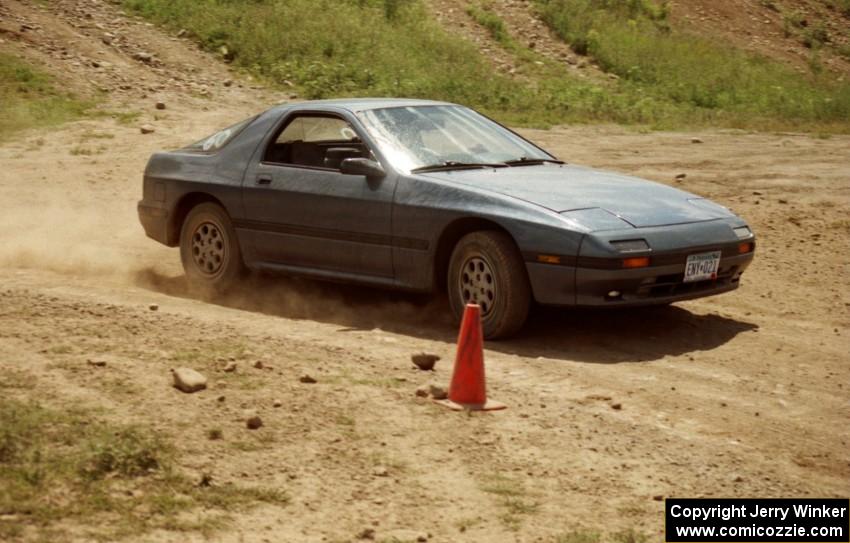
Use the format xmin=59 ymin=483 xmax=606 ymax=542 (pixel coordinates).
xmin=138 ymin=99 xmax=755 ymax=338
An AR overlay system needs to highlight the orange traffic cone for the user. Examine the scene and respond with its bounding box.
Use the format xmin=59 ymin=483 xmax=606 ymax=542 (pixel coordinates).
xmin=434 ymin=304 xmax=506 ymax=411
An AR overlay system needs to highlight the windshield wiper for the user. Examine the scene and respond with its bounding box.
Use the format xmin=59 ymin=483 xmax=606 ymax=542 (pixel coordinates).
xmin=411 ymin=161 xmax=508 ymax=173
xmin=503 ymin=157 xmax=565 ymax=167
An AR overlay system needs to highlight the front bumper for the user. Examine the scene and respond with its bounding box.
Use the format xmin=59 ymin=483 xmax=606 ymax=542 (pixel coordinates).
xmin=528 ymin=250 xmax=754 ymax=307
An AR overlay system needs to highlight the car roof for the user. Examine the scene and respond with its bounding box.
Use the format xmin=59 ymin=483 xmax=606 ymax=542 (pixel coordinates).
xmin=270 ymin=97 xmax=456 ymax=114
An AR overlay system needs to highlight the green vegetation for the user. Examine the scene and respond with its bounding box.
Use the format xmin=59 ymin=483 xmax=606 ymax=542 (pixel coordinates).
xmin=120 ymin=0 xmax=683 ymax=127
xmin=555 ymin=531 xmax=604 ymax=543
xmin=107 ymin=109 xmax=142 ymax=125
xmin=0 ymin=52 xmax=88 ymax=141
xmin=760 ymin=0 xmax=780 ymax=13
xmin=171 ymin=340 xmax=248 ymax=364
xmin=480 ymin=474 xmax=540 ymax=529
xmin=0 ymin=398 xmax=287 ymax=541
xmin=119 ymin=0 xmax=850 ymax=131
xmin=554 ymin=529 xmax=649 ymax=543
xmin=535 ymin=0 xmax=850 ymax=129
xmin=120 ymin=0 xmax=548 ymax=123
xmin=464 ymin=2 xmax=551 ymax=66
xmin=1 ymin=1 xmax=847 ymax=135
xmin=825 ymin=0 xmax=850 ymax=16
xmin=70 ymin=144 xmax=108 ymax=156
xmin=466 ymin=3 xmax=512 ymax=45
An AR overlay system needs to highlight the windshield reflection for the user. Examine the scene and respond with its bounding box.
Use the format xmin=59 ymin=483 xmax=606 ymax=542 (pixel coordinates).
xmin=357 ymin=105 xmax=554 ymax=172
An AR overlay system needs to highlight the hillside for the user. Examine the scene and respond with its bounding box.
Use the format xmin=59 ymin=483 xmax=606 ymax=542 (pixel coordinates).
xmin=0 ymin=1 xmax=849 ymax=542
xmin=429 ymin=0 xmax=850 ymax=78
xmin=118 ymin=0 xmax=850 ymax=130
xmin=669 ymin=0 xmax=850 ymax=75
xmin=2 ymin=0 xmax=849 ymax=133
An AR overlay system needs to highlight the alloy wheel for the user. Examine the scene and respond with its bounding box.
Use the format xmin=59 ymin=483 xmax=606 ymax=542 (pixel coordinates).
xmin=459 ymin=255 xmax=496 ymax=316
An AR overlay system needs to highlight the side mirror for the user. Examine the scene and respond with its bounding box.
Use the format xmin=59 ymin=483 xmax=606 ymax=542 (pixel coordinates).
xmin=324 ymin=147 xmax=362 ymax=169
xmin=340 ymin=158 xmax=386 ymax=179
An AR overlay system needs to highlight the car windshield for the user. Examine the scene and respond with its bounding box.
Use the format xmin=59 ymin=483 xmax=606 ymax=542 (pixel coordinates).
xmin=356 ymin=105 xmax=554 ymax=172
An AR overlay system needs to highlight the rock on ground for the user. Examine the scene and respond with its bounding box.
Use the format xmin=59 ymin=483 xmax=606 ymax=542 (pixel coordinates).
xmin=411 ymin=352 xmax=440 ymax=371
xmin=171 ymin=367 xmax=207 ymax=393
xmin=428 ymin=384 xmax=448 ymax=400
xmin=246 ymin=415 xmax=263 ymax=430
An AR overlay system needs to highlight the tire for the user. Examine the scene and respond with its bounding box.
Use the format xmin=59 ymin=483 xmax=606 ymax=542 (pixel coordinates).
xmin=447 ymin=231 xmax=531 ymax=339
xmin=179 ymin=202 xmax=245 ymax=294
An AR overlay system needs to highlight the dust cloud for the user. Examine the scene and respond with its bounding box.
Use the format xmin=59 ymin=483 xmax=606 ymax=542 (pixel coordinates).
xmin=133 ymin=266 xmax=454 ymax=336
xmin=0 ymin=171 xmax=450 ymax=335
xmin=0 ymin=195 xmax=163 ymax=278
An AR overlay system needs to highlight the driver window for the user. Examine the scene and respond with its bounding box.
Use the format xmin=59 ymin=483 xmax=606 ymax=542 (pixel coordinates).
xmin=264 ymin=114 xmax=367 ymax=170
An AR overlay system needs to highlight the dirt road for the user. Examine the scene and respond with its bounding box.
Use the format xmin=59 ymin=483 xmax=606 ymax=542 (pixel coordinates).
xmin=1 ymin=1 xmax=848 ymax=542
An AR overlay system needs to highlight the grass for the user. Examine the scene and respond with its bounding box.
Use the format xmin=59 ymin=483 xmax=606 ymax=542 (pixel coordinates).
xmin=455 ymin=516 xmax=484 ymax=532
xmin=121 ymin=0 xmax=689 ymax=127
xmin=107 ymin=110 xmax=142 ymax=125
xmin=535 ymin=0 xmax=850 ymax=130
xmin=45 ymin=344 xmax=73 ymax=354
xmin=118 ymin=0 xmax=850 ymax=131
xmin=70 ymin=145 xmax=108 ymax=156
xmin=555 ymin=531 xmax=602 ymax=543
xmin=480 ymin=474 xmax=539 ymax=530
xmin=120 ymin=0 xmax=558 ymax=125
xmin=760 ymin=0 xmax=780 ymax=12
xmin=466 ymin=3 xmax=512 ymax=45
xmin=465 ymin=2 xmax=557 ymax=68
xmin=0 ymin=1 xmax=846 ymax=136
xmin=825 ymin=0 xmax=850 ymax=16
xmin=554 ymin=529 xmax=649 ymax=543
xmin=171 ymin=340 xmax=248 ymax=364
xmin=80 ymin=130 xmax=115 ymax=140
xmin=230 ymin=431 xmax=277 ymax=453
xmin=480 ymin=474 xmax=526 ymax=497
xmin=348 ymin=376 xmax=408 ymax=389
xmin=0 ymin=398 xmax=288 ymax=541
xmin=801 ymin=22 xmax=830 ymax=49
xmin=0 ymin=52 xmax=89 ymax=141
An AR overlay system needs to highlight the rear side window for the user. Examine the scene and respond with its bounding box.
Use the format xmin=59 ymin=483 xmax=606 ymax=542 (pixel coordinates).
xmin=184 ymin=116 xmax=256 ymax=153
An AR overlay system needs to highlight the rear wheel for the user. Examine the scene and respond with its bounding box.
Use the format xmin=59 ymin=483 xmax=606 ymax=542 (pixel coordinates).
xmin=447 ymin=231 xmax=531 ymax=339
xmin=179 ymin=202 xmax=245 ymax=294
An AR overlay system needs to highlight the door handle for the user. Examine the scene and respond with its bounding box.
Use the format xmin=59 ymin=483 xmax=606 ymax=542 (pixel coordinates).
xmin=256 ymin=175 xmax=272 ymax=185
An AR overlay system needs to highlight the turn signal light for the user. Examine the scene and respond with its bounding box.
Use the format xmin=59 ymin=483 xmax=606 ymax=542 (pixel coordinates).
xmin=537 ymin=254 xmax=561 ymax=265
xmin=622 ymin=256 xmax=650 ymax=269
xmin=738 ymin=242 xmax=754 ymax=254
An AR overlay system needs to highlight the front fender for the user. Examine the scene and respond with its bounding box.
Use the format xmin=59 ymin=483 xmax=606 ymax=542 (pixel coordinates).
xmin=390 ymin=174 xmax=586 ymax=290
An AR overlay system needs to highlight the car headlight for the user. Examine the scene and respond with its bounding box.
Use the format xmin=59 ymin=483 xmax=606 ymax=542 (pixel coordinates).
xmin=610 ymin=239 xmax=650 ymax=253
xmin=733 ymin=226 xmax=752 ymax=239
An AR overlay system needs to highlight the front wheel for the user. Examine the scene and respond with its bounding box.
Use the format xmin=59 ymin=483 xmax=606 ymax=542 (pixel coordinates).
xmin=179 ymin=202 xmax=245 ymax=294
xmin=447 ymin=231 xmax=531 ymax=339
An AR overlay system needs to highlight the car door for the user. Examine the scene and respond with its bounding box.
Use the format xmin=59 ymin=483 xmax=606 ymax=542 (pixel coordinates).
xmin=240 ymin=111 xmax=396 ymax=279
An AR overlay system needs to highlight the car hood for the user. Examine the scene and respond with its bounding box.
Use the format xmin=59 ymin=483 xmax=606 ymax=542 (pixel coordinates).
xmin=421 ymin=164 xmax=733 ymax=228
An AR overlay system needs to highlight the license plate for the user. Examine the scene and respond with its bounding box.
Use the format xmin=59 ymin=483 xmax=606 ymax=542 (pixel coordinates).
xmin=684 ymin=251 xmax=721 ymax=283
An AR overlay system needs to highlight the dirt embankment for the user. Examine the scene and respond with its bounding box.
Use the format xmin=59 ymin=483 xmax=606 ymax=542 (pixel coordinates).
xmin=425 ymin=0 xmax=850 ymax=77
xmin=669 ymin=0 xmax=850 ymax=75
xmin=0 ymin=1 xmax=848 ymax=542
